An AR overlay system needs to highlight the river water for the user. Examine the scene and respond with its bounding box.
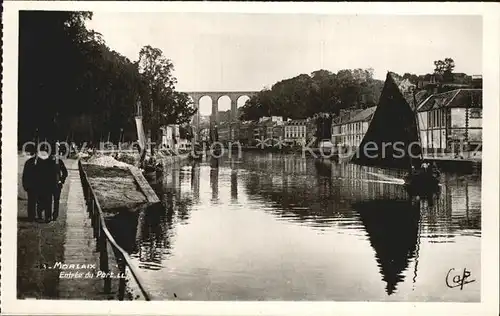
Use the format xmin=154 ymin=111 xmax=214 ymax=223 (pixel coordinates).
xmin=108 ymin=152 xmax=481 ymax=302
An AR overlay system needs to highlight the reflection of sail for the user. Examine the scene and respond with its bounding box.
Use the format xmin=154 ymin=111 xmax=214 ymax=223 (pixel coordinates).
xmin=353 ymin=199 xmax=420 ymax=295
xmin=210 ymin=158 xmax=219 ymax=202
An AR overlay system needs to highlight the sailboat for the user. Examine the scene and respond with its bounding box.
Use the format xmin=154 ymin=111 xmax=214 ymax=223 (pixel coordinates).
xmin=350 ymin=72 xmax=440 ymax=196
xmin=135 ymin=99 xmax=161 ymax=178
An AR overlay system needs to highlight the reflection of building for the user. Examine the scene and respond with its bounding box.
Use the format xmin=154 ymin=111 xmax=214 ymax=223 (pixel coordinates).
xmin=416 ymin=89 xmax=482 ymax=155
xmin=337 ymin=163 xmax=407 ymax=201
xmin=210 ymin=158 xmax=219 ymax=202
xmin=191 ymin=163 xmax=200 ymax=202
xmin=230 ymin=170 xmax=238 ymax=202
xmin=283 ymin=157 xmax=307 ymax=174
xmin=331 ymin=107 xmax=376 ymax=149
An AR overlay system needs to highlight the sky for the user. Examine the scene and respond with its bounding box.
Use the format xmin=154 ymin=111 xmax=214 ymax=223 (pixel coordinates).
xmin=86 ymin=13 xmax=482 ymax=114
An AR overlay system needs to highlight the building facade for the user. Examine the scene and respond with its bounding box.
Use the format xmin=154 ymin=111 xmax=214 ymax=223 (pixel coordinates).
xmin=238 ymin=121 xmax=257 ymax=146
xmin=284 ymin=119 xmax=308 ymax=146
xmin=416 ymin=88 xmax=482 ymax=155
xmin=331 ymin=107 xmax=376 ymax=150
xmin=254 ymin=116 xmax=284 ymax=146
xmin=160 ymin=124 xmax=183 ymax=150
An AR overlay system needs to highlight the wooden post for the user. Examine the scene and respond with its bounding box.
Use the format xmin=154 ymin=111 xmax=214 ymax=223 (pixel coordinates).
xmin=118 ymin=259 xmax=126 ymax=300
xmin=99 ymin=228 xmax=111 ymax=294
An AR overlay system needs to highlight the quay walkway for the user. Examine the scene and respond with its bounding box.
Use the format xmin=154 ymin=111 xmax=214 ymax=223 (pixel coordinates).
xmin=58 ymin=160 xmax=111 ymax=299
xmin=17 ymin=157 xmax=118 ymax=299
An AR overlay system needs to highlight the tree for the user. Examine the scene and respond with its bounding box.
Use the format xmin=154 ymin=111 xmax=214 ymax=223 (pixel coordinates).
xmin=19 ymin=12 xmax=194 ymax=147
xmin=137 ymin=45 xmax=197 ymax=145
xmin=434 ymin=58 xmax=455 ymax=82
xmin=239 ymin=68 xmax=384 ymax=122
xmin=402 ymin=73 xmax=419 ymax=84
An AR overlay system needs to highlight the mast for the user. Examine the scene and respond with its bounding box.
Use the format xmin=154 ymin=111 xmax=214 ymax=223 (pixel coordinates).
xmin=412 ymin=89 xmax=424 ymax=168
xmin=412 ymin=199 xmax=423 ymax=288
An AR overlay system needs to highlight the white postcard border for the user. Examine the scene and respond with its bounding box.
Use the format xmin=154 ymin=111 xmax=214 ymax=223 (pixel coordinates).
xmin=1 ymin=2 xmax=499 ymax=315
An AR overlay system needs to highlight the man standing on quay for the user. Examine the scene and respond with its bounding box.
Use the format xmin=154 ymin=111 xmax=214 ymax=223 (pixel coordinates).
xmin=22 ymin=144 xmax=38 ymax=221
xmin=22 ymin=141 xmax=68 ymax=222
xmin=51 ymin=141 xmax=68 ymax=221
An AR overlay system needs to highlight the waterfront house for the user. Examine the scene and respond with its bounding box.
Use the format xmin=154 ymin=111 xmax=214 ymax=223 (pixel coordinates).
xmin=160 ymin=124 xmax=194 ymax=151
xmin=331 ymin=107 xmax=376 ymax=150
xmin=217 ymin=122 xmax=231 ymax=144
xmin=160 ymin=124 xmax=179 ymax=150
xmin=284 ymin=119 xmax=308 ymax=146
xmin=416 ymin=88 xmax=482 ymax=156
xmin=238 ymin=121 xmax=256 ymax=146
xmin=254 ymin=116 xmax=284 ymax=146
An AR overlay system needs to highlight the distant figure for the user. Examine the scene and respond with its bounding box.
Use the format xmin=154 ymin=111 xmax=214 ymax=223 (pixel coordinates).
xmin=431 ymin=162 xmax=440 ymax=178
xmin=22 ymin=146 xmax=39 ymax=221
xmin=51 ymin=143 xmax=68 ymax=221
xmin=421 ymin=161 xmax=430 ymax=173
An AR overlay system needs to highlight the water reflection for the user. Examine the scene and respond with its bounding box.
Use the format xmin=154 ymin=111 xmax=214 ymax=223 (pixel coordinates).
xmin=210 ymin=158 xmax=219 ymax=203
xmin=106 ymin=152 xmax=481 ymax=300
xmin=136 ymin=203 xmax=171 ymax=270
xmin=352 ymin=199 xmax=420 ymax=295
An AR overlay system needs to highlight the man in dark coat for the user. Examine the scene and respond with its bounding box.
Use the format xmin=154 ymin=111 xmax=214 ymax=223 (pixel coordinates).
xmin=34 ymin=144 xmax=54 ymax=222
xmin=51 ymin=142 xmax=68 ymax=220
xmin=22 ymin=147 xmax=38 ymax=221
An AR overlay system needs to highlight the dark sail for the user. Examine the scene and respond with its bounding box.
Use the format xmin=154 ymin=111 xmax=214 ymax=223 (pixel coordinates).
xmin=351 ymin=72 xmax=422 ymax=170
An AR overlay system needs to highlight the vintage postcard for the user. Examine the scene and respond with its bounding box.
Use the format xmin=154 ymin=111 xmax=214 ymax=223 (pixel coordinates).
xmin=1 ymin=2 xmax=499 ymax=315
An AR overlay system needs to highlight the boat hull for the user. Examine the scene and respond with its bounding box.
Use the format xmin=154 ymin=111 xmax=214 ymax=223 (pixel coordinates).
xmin=403 ymin=171 xmax=440 ymax=196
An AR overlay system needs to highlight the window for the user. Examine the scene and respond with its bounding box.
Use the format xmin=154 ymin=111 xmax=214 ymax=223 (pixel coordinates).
xmin=470 ymin=108 xmax=482 ymax=119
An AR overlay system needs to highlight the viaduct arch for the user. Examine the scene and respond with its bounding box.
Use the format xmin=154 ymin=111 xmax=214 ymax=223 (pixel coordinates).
xmin=185 ymin=91 xmax=258 ymax=129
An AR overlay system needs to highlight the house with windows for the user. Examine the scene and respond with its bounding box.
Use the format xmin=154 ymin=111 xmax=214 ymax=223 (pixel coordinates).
xmin=217 ymin=122 xmax=231 ymax=144
xmin=284 ymin=119 xmax=308 ymax=146
xmin=254 ymin=116 xmax=284 ymax=145
xmin=416 ymin=88 xmax=482 ymax=157
xmin=160 ymin=124 xmax=179 ymax=150
xmin=237 ymin=121 xmax=257 ymax=146
xmin=331 ymin=107 xmax=376 ymax=150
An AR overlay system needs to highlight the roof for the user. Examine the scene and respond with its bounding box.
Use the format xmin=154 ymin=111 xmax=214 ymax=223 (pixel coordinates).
xmin=349 ymin=106 xmax=377 ymax=123
xmin=285 ymin=119 xmax=307 ymax=126
xmin=417 ymin=89 xmax=482 ymax=112
xmin=333 ymin=107 xmax=376 ymax=125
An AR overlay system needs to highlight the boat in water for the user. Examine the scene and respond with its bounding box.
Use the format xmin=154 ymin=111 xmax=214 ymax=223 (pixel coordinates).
xmin=350 ymin=72 xmax=440 ymax=196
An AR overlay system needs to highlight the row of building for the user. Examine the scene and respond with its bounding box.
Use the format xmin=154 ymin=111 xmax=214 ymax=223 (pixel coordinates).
xmin=196 ymin=74 xmax=483 ymax=155
xmin=214 ymin=116 xmax=315 ymax=147
xmin=331 ymin=75 xmax=483 ymax=155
